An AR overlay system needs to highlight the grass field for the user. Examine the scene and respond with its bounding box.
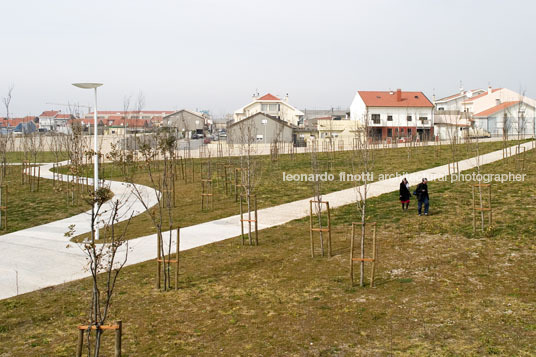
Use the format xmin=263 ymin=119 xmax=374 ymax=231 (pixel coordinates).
xmin=4 ymin=151 xmax=69 ymax=163
xmin=1 ymin=142 xmax=534 ymax=355
xmin=58 ymin=140 xmax=524 ymax=242
xmin=0 ymin=164 xmax=90 ymax=235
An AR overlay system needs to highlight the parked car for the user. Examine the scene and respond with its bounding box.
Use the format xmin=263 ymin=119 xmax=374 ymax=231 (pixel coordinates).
xmin=191 ymin=133 xmax=198 ymax=139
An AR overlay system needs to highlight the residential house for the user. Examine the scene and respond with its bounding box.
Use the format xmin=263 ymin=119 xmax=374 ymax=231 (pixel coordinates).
xmin=316 ymin=117 xmax=362 ymax=142
xmin=38 ymin=110 xmax=60 ymax=131
xmin=227 ymin=113 xmax=295 ymax=144
xmin=163 ymin=110 xmax=207 ymax=138
xmin=234 ymin=93 xmax=304 ymax=126
xmin=1 ymin=116 xmax=39 ymax=134
xmin=350 ymin=89 xmax=434 ymax=141
xmin=462 ymin=87 xmax=536 ymax=137
xmin=433 ymin=88 xmax=485 ymax=140
xmin=434 ymin=88 xmax=486 ymax=111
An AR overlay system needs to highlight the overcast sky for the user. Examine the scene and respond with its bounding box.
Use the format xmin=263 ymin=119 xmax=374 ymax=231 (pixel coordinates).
xmin=3 ymin=0 xmax=535 ymax=117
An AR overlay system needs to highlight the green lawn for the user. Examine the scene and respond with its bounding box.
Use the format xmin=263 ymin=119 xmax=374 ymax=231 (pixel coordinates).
xmin=58 ymin=139 xmax=525 ymax=242
xmin=4 ymin=151 xmax=69 ymax=163
xmin=0 ymin=165 xmax=90 ymax=235
xmin=1 ymin=142 xmax=534 ymax=355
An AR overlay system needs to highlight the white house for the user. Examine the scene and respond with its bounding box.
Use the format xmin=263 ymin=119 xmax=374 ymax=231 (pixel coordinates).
xmin=433 ymin=88 xmax=484 ymax=140
xmin=233 ymin=93 xmax=304 ymax=126
xmin=350 ymin=89 xmax=434 ymax=141
xmin=463 ymin=87 xmax=536 ymax=137
xmin=38 ymin=110 xmax=61 ymax=131
xmin=434 ymin=88 xmax=486 ymax=111
xmin=473 ymin=100 xmax=535 ymax=137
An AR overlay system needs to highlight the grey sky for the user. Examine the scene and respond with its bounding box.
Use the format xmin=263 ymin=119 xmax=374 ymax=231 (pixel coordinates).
xmin=3 ymin=0 xmax=535 ymax=118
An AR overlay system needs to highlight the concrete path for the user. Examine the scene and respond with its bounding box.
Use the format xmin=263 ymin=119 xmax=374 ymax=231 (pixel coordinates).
xmin=0 ymin=142 xmax=532 ymax=300
xmin=0 ymin=162 xmax=159 ymax=299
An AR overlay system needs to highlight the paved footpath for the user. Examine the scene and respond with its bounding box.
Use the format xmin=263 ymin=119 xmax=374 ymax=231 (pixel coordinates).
xmin=0 ymin=142 xmax=532 ymax=300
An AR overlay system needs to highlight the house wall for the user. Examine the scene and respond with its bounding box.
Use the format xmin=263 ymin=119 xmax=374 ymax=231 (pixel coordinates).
xmin=227 ymin=114 xmax=293 ymax=144
xmin=350 ymin=94 xmax=433 ymax=129
xmin=435 ymin=90 xmax=486 ymax=111
xmin=435 ymin=125 xmax=465 ymax=140
xmin=164 ymin=111 xmax=205 ymax=133
xmin=475 ymin=104 xmax=536 ymax=137
xmin=466 ymin=88 xmax=536 ymax=115
xmin=234 ymin=101 xmax=302 ymax=126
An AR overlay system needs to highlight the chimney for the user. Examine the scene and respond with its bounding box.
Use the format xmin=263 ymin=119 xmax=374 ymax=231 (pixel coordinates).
xmin=396 ymin=89 xmax=402 ymax=101
xmin=488 ymin=86 xmax=492 ymax=95
xmin=284 ymin=93 xmax=289 ymax=102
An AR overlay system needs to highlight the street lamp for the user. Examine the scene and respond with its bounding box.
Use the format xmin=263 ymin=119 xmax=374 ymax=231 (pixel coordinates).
xmin=72 ymin=82 xmax=103 ymax=241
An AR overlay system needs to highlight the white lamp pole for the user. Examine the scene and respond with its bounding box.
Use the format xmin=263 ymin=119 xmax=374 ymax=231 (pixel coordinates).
xmin=72 ymin=82 xmax=103 ymax=242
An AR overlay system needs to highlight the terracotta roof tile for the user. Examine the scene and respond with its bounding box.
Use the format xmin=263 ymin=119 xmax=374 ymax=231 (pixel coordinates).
xmin=39 ymin=110 xmax=60 ymax=117
xmin=257 ymin=93 xmax=280 ymax=101
xmin=473 ymin=101 xmax=520 ymax=117
xmin=358 ymin=90 xmax=433 ymax=107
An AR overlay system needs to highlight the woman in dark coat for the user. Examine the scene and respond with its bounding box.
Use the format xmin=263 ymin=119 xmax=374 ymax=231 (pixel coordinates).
xmin=399 ymin=178 xmax=410 ymax=210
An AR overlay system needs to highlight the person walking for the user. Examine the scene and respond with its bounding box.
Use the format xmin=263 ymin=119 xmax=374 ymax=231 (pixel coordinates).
xmin=415 ymin=178 xmax=429 ymax=216
xmin=399 ymin=178 xmax=410 ymax=210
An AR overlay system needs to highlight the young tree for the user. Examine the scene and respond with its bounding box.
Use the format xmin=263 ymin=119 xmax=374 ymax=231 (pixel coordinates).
xmin=352 ymin=114 xmax=372 ymax=287
xmin=236 ymin=118 xmax=261 ymax=245
xmin=134 ymin=91 xmax=145 ymax=152
xmin=67 ymin=185 xmax=133 ymax=356
xmin=130 ymin=131 xmax=178 ymax=289
xmin=2 ymin=84 xmax=14 ymax=123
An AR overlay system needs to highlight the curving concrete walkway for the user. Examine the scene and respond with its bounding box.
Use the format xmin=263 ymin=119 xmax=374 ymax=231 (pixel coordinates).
xmin=0 ymin=142 xmax=532 ymax=300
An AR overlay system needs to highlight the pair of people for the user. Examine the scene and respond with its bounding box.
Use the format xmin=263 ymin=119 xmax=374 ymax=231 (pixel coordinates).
xmin=399 ymin=178 xmax=429 ymax=215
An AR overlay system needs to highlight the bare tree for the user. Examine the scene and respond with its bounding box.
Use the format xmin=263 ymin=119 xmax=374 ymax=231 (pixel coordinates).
xmin=2 ymin=84 xmax=14 ymax=122
xmin=122 ymin=95 xmax=131 ymax=154
xmin=236 ymin=118 xmax=261 ymax=245
xmin=134 ymin=91 xmax=145 ymax=152
xmin=352 ymin=114 xmax=372 ymax=287
xmin=66 ymin=185 xmax=133 ymax=357
xmin=130 ymin=131 xmax=178 ymax=289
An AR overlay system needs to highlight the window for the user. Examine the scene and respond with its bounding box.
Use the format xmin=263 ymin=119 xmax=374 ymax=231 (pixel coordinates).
xmin=387 ymin=128 xmax=393 ymax=137
xmin=261 ymin=103 xmax=279 ymax=112
xmin=419 ymin=116 xmax=428 ymax=124
xmin=387 ymin=115 xmax=393 ymax=121
xmin=407 ymin=128 xmax=412 ymax=136
xmin=371 ymin=114 xmax=380 ymax=124
xmin=407 ymin=115 xmax=412 ymax=122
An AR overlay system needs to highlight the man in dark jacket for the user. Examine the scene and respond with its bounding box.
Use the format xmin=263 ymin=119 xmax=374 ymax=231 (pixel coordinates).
xmin=415 ymin=178 xmax=429 ymax=216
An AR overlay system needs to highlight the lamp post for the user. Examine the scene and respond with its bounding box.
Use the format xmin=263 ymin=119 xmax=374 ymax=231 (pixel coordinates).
xmin=72 ymin=83 xmax=103 ymax=242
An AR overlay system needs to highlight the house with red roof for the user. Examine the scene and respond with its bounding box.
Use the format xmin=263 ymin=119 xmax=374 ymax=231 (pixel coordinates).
xmin=350 ymin=89 xmax=434 ymax=141
xmin=233 ymin=93 xmax=304 ymax=126
xmin=432 ymin=86 xmax=536 ymax=139
xmin=37 ymin=110 xmax=75 ymax=132
xmin=462 ymin=87 xmax=535 ymax=137
xmin=472 ymin=99 xmax=535 ymax=137
xmin=434 ymin=88 xmax=486 ymax=111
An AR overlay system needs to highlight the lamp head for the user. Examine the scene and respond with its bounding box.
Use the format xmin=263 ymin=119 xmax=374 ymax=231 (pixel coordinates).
xmin=72 ymin=83 xmax=103 ymax=89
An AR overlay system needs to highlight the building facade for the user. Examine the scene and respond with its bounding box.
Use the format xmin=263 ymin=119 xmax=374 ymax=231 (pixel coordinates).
xmin=227 ymin=113 xmax=295 ymax=144
xmin=234 ymin=93 xmax=304 ymax=126
xmin=163 ymin=110 xmax=207 ymax=138
xmin=350 ymin=89 xmax=434 ymax=141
